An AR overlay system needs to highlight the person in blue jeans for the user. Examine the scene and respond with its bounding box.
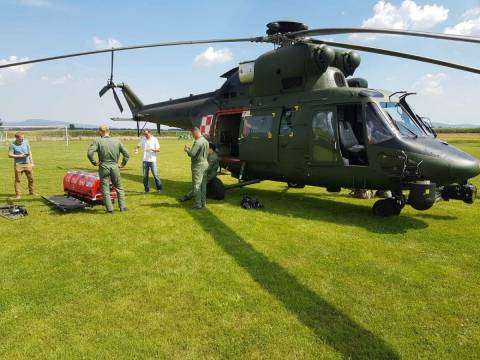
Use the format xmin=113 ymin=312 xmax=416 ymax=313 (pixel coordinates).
xmin=135 ymin=129 xmax=162 ymax=193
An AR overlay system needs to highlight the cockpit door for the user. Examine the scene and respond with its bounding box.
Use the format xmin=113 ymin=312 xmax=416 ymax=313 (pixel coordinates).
xmin=308 ymin=107 xmax=340 ymax=166
xmin=239 ymin=109 xmax=279 ymax=163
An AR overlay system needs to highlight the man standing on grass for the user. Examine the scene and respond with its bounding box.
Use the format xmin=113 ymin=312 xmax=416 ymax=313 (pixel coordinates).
xmin=87 ymin=124 xmax=129 ymax=213
xmin=181 ymin=127 xmax=209 ymax=209
xmin=8 ymin=132 xmax=35 ymax=199
xmin=134 ymin=129 xmax=162 ymax=193
xmin=179 ymin=142 xmax=219 ymax=203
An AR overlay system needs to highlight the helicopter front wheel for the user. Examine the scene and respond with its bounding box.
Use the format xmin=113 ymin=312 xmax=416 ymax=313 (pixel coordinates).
xmin=372 ymin=198 xmax=405 ymax=216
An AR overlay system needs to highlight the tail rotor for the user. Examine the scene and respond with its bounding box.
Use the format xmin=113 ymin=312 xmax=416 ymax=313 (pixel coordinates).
xmin=99 ymin=51 xmax=124 ymax=113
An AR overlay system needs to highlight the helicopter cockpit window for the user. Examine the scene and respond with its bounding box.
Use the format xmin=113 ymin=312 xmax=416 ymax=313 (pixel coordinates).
xmin=379 ymin=102 xmax=426 ymax=137
xmin=242 ymin=114 xmax=273 ymax=138
xmin=280 ymin=109 xmax=294 ymax=135
xmin=312 ymin=111 xmax=334 ymax=140
xmin=366 ymin=103 xmax=394 ymax=144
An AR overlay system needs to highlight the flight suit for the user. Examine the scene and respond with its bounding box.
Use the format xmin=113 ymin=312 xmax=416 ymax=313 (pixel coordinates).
xmin=182 ymin=150 xmax=219 ymax=202
xmin=186 ymin=136 xmax=209 ymax=208
xmin=87 ymin=136 xmax=130 ymax=212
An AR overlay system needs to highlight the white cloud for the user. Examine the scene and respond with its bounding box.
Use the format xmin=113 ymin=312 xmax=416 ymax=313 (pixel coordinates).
xmin=93 ymin=36 xmax=123 ymax=50
xmin=0 ymin=56 xmax=33 ymax=85
xmin=444 ymin=7 xmax=480 ymax=36
xmin=52 ymin=74 xmax=72 ymax=85
xmin=354 ymin=0 xmax=449 ymax=41
xmin=193 ymin=47 xmax=233 ymax=67
xmin=17 ymin=0 xmax=52 ymax=7
xmin=39 ymin=74 xmax=73 ymax=85
xmin=412 ymin=73 xmax=446 ymax=96
xmin=462 ymin=7 xmax=480 ymax=19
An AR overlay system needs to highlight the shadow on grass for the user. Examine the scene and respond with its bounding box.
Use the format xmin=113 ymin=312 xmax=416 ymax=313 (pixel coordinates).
xmin=229 ymin=188 xmax=429 ymax=234
xmin=188 ymin=207 xmax=400 ymax=359
xmin=121 ymin=173 xmax=428 ymax=235
xmin=413 ymin=213 xmax=458 ymax=221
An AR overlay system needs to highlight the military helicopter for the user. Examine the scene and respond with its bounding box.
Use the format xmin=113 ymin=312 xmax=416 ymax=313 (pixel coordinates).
xmin=2 ymin=21 xmax=480 ymax=216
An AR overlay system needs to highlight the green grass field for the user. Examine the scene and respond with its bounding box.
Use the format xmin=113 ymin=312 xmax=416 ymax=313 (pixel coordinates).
xmin=1 ymin=135 xmax=479 ymax=359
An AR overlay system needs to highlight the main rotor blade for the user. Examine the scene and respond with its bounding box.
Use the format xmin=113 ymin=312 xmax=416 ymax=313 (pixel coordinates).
xmin=110 ymin=51 xmax=114 ymax=82
xmin=0 ymin=36 xmax=265 ymax=69
xmin=293 ymin=27 xmax=480 ymax=44
xmin=112 ymin=88 xmax=124 ymax=113
xmin=99 ymin=84 xmax=110 ymax=97
xmin=310 ymin=39 xmax=480 ymax=74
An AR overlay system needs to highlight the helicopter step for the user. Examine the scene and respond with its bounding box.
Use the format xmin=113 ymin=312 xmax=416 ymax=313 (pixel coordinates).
xmin=224 ymin=179 xmax=262 ymax=190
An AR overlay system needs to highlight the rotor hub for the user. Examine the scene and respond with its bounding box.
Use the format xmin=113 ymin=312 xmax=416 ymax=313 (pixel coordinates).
xmin=266 ymin=21 xmax=308 ymax=35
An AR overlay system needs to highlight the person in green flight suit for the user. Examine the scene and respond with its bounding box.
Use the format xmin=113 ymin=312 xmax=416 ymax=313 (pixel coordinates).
xmin=87 ymin=124 xmax=130 ymax=213
xmin=179 ymin=142 xmax=219 ymax=204
xmin=180 ymin=127 xmax=209 ymax=209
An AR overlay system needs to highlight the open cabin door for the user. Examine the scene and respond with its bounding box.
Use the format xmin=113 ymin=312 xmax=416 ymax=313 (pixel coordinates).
xmin=212 ymin=110 xmax=244 ymax=158
xmin=239 ymin=109 xmax=279 ymax=163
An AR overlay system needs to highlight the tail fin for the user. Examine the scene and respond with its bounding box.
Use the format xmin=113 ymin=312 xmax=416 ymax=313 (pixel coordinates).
xmin=117 ymin=83 xmax=144 ymax=115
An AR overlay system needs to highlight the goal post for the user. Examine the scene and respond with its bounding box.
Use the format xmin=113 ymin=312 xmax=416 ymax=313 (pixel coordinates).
xmin=0 ymin=125 xmax=69 ymax=146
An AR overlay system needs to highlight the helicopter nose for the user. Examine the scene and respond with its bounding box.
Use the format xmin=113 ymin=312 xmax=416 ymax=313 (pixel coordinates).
xmin=449 ymin=158 xmax=480 ymax=181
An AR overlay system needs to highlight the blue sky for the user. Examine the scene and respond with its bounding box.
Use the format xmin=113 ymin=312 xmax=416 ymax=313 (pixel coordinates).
xmin=0 ymin=0 xmax=479 ymax=126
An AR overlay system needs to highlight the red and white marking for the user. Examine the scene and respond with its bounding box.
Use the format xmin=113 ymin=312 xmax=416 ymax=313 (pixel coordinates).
xmin=200 ymin=114 xmax=214 ymax=135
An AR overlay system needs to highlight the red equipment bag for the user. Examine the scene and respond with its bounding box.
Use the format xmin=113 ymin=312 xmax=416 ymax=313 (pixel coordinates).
xmin=63 ymin=171 xmax=117 ymax=203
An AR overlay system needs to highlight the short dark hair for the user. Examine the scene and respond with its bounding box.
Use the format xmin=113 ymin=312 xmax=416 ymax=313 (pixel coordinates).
xmin=15 ymin=132 xmax=24 ymax=138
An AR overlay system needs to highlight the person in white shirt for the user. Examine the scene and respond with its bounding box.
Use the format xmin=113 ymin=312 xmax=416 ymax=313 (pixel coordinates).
xmin=135 ymin=129 xmax=162 ymax=193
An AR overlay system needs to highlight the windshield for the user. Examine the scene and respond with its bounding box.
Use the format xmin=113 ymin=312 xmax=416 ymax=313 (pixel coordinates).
xmin=400 ymin=98 xmax=436 ymax=136
xmin=379 ymin=102 xmax=426 ymax=137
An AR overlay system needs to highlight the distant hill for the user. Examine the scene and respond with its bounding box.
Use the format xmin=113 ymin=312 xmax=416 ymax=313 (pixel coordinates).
xmin=432 ymin=122 xmax=480 ymax=129
xmin=1 ymin=119 xmax=174 ymax=130
xmin=3 ymin=119 xmax=97 ymax=129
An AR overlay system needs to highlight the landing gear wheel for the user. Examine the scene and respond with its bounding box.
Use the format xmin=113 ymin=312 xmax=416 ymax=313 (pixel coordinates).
xmin=287 ymin=182 xmax=305 ymax=189
xmin=373 ymin=198 xmax=404 ymax=216
xmin=207 ymin=177 xmax=225 ymax=200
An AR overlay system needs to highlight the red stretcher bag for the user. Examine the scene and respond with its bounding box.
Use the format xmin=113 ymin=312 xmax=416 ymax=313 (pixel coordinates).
xmin=63 ymin=171 xmax=117 ymax=203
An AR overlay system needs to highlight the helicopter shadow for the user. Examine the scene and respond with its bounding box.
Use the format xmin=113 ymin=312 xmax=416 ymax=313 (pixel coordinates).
xmin=121 ymin=172 xmax=403 ymax=358
xmin=413 ymin=213 xmax=458 ymax=221
xmin=188 ymin=206 xmax=400 ymax=359
xmin=122 ymin=172 xmax=428 ymax=235
xmin=223 ymin=187 xmax=429 ymax=235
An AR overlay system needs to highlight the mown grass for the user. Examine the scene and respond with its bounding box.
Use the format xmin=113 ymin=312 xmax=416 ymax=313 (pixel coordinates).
xmin=0 ymin=135 xmax=479 ymax=359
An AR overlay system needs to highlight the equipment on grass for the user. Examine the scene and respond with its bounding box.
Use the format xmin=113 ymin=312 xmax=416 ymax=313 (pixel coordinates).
xmin=42 ymin=195 xmax=89 ymax=212
xmin=241 ymin=195 xmax=264 ymax=210
xmin=350 ymin=189 xmax=374 ymax=199
xmin=63 ymin=171 xmax=117 ymax=203
xmin=207 ymin=177 xmax=225 ymax=200
xmin=2 ymin=20 xmax=480 ymax=215
xmin=0 ymin=205 xmax=28 ymax=220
